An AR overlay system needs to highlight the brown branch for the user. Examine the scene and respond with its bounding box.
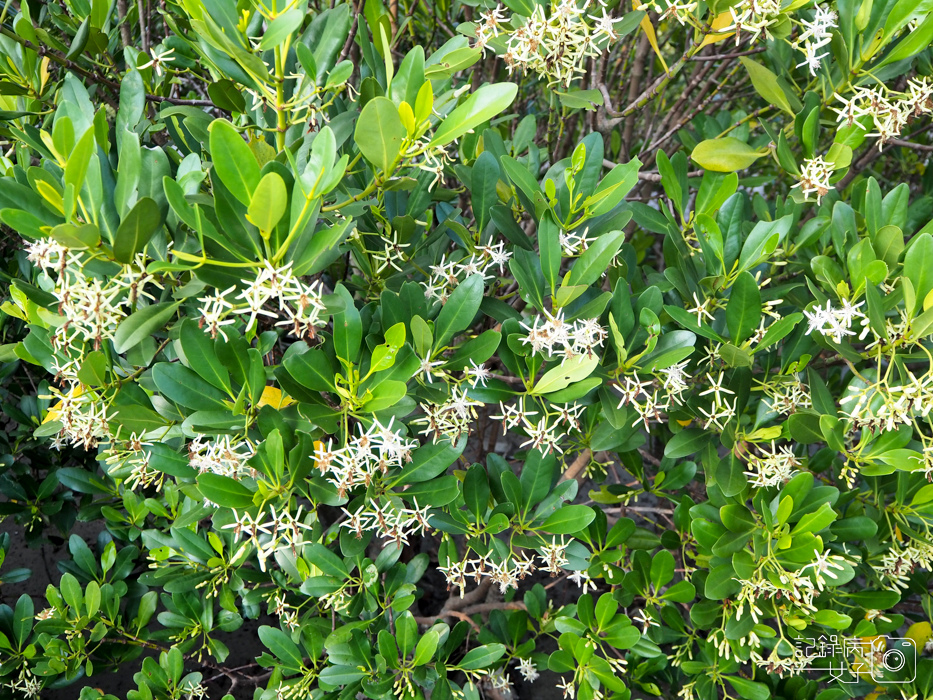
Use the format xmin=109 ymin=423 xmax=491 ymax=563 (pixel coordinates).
xmin=559 ymin=448 xmax=591 ymax=483
xmin=414 ymin=601 xmax=527 ymax=628
xmin=116 ymin=0 xmax=132 ymax=48
xmin=887 ymin=138 xmax=933 ymax=152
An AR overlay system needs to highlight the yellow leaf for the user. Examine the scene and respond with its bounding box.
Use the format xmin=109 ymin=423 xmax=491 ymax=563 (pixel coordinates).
xmin=35 ymin=179 xmax=64 ymax=214
xmin=257 ymin=386 xmax=295 ymax=409
xmin=699 ymin=12 xmax=736 ymax=47
xmin=248 ymin=134 xmax=277 ymax=168
xmin=633 ymin=0 xmax=669 ymax=73
xmin=312 ymin=440 xmax=325 ymax=472
xmin=43 ymin=384 xmax=85 ymax=423
xmin=676 ymin=419 xmax=692 ymax=427
xmin=907 ymin=621 xmax=932 ymax=652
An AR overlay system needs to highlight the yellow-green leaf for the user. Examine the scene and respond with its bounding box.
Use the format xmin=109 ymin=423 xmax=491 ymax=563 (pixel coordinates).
xmin=691 ymin=138 xmax=767 ymax=173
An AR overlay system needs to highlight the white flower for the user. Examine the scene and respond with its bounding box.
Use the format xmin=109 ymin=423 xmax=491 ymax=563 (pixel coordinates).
xmin=567 ymin=569 xmax=595 ymax=594
xmin=792 ymin=156 xmax=834 ymax=203
xmin=465 ymin=360 xmax=491 ymax=388
xmin=743 ymin=442 xmax=799 ymax=487
xmin=803 ymin=299 xmax=869 ymax=343
xmin=517 ymin=658 xmax=540 ymax=682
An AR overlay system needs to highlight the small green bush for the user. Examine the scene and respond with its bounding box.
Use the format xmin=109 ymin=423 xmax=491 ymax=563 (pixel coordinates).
xmin=3 ymin=0 xmax=933 ymax=699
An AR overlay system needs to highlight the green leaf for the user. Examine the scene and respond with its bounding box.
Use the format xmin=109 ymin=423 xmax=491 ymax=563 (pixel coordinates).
xmin=458 ymin=643 xmax=506 ymax=670
xmin=520 ymin=449 xmax=557 ymax=512
xmin=152 ymin=363 xmax=230 ymax=411
xmin=209 ymin=119 xmax=261 ymax=206
xmin=113 ymin=301 xmax=181 ymax=354
xmin=113 ymin=197 xmax=161 ymax=263
xmin=539 ymin=211 xmax=561 ymax=293
xmin=663 ymin=428 xmax=709 ymax=459
xmin=259 ymin=8 xmax=304 ymax=50
xmin=650 ymin=550 xmax=674 ymax=588
xmin=50 ymin=223 xmax=101 ymax=250
xmin=284 ymin=348 xmax=337 ymax=391
xmin=464 ymin=463 xmax=490 ymax=519
xmin=434 ymin=274 xmax=483 ymax=350
xmin=306 ymin=543 xmax=349 ymax=577
xmin=726 ymin=271 xmax=761 ymax=343
xmin=197 ymin=472 xmax=255 ymax=508
xmin=905 ymin=232 xmax=933 ymax=314
xmin=791 ymin=502 xmax=836 ymax=535
xmin=258 ymin=625 xmax=305 ymax=669
xmin=530 ymin=354 xmax=599 ymax=395
xmin=180 ymin=319 xmax=231 ymax=392
xmin=396 ymin=436 xmax=467 ymax=485
xmin=585 ymin=160 xmax=640 ymax=216
xmin=430 ymin=83 xmax=518 ymax=147
xmin=13 ymin=594 xmax=33 ymax=647
xmin=540 ymin=504 xmax=596 ymax=534
xmin=471 ymin=150 xmax=498 ymax=233
xmin=691 ymin=138 xmax=767 ymax=173
xmin=788 ymin=411 xmax=823 ymax=444
xmin=739 ymin=57 xmax=793 ymax=114
xmin=413 ymin=628 xmax=439 ymax=666
xmin=355 ymin=97 xmax=407 ymax=173
xmin=724 ymin=677 xmax=770 ymax=700
xmin=248 ymin=172 xmax=287 ymax=234
xmin=332 ymin=283 xmax=361 ymax=364
xmin=64 ymin=127 xmax=95 ymax=195
xmin=812 ymin=609 xmax=852 ymax=630
xmin=566 ymin=230 xmax=625 ymax=287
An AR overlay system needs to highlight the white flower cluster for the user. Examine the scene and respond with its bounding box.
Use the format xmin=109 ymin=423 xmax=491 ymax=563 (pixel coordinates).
xmin=423 ymin=244 xmax=511 ymax=304
xmin=803 ymin=299 xmax=869 ymax=344
xmin=270 ymin=591 xmax=300 ymax=631
xmin=520 ymin=311 xmax=607 ymax=361
xmin=761 ymin=374 xmax=812 ymax=415
xmin=834 ymin=78 xmax=933 ymax=149
xmin=614 ymin=365 xmax=699 ymax=431
xmin=438 ymin=551 xmax=537 ymax=597
xmin=475 ymin=0 xmax=625 ymax=88
xmin=222 ymin=505 xmax=312 ymax=573
xmin=104 ymin=435 xmax=163 ymax=491
xmin=313 ymin=419 xmax=417 ymax=497
xmin=792 ymin=155 xmax=834 ymax=204
xmin=879 ymin=541 xmax=933 ymax=591
xmin=792 ymin=5 xmax=836 ymax=75
xmin=494 ymin=399 xmax=584 ymax=456
xmin=189 ymin=435 xmax=256 ymax=479
xmin=726 ymin=0 xmax=782 ymax=45
xmin=46 ymin=389 xmax=109 ymax=452
xmin=404 ymin=137 xmax=454 ymax=191
xmin=649 ymin=0 xmax=698 ymax=26
xmin=341 ymin=499 xmax=432 ymax=547
xmin=414 ymin=386 xmax=484 ymax=443
xmin=559 ymin=228 xmax=594 ymax=257
xmin=2 ymin=669 xmax=41 ymax=699
xmin=517 ymin=658 xmax=539 ymax=683
xmin=743 ymin=442 xmax=800 ymax=488
xmin=26 ymin=237 xmax=67 ymax=271
xmin=734 ymin=569 xmax=818 ymax=625
xmin=749 ymin=649 xmax=816 ymax=678
xmin=840 ymin=369 xmax=933 ymax=435
xmin=198 ymin=260 xmax=327 ymax=340
xmin=28 ymin=239 xmax=167 ymax=350
xmin=440 ymin=537 xmax=579 ymax=599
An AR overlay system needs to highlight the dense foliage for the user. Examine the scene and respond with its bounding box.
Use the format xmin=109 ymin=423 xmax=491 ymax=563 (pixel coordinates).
xmin=5 ymin=0 xmax=933 ymax=698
